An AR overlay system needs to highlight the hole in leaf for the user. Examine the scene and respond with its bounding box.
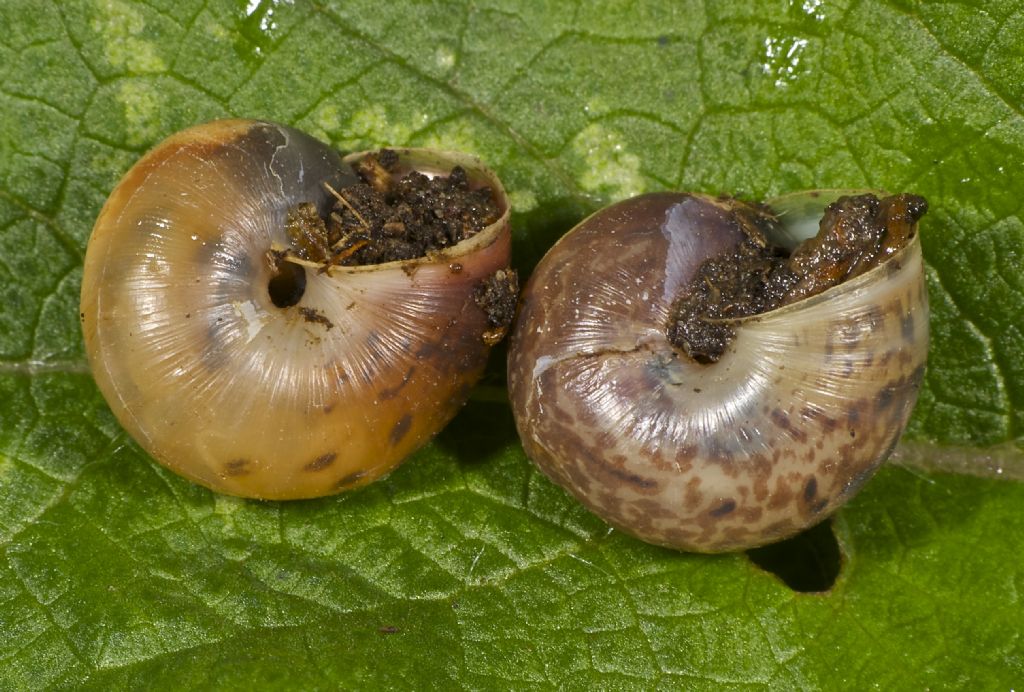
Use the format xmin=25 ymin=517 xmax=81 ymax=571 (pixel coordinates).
xmin=268 ymin=262 xmax=306 ymax=308
xmin=746 ymin=519 xmax=841 ymax=592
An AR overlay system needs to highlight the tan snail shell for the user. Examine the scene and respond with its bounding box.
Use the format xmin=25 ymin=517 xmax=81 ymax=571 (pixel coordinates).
xmin=81 ymin=119 xmax=511 ymax=500
xmin=508 ymin=190 xmax=928 ymax=552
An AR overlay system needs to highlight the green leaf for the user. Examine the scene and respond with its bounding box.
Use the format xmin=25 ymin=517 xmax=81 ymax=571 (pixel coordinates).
xmin=1 ymin=0 xmax=1022 ymax=687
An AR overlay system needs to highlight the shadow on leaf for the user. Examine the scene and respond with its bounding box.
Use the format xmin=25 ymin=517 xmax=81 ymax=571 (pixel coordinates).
xmin=746 ymin=519 xmax=842 ymax=593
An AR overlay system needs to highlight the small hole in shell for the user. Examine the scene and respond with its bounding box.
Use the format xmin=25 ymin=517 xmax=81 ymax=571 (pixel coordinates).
xmin=745 ymin=519 xmax=841 ymax=593
xmin=268 ymin=262 xmax=307 ymax=308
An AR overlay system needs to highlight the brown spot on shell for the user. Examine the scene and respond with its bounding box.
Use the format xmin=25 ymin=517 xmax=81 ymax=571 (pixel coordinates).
xmin=336 ymin=470 xmax=367 ymax=489
xmin=379 ymin=366 xmax=416 ymax=401
xmin=741 ymin=505 xmax=764 ymax=523
xmin=389 ymin=413 xmax=413 ymax=446
xmin=224 ymin=458 xmax=251 ymax=476
xmin=803 ymin=476 xmax=818 ymax=502
xmin=305 ymin=452 xmax=337 ymax=472
xmin=901 ymin=311 xmax=916 ymax=344
xmin=876 ymin=384 xmax=895 ymax=410
xmin=800 ymin=405 xmax=821 ymax=423
xmin=846 ymin=403 xmax=863 ymax=430
xmin=767 ymin=477 xmax=795 ymax=510
xmin=580 ymin=453 xmax=658 ymax=491
xmin=770 ymin=409 xmax=808 ymax=444
xmin=557 ymin=452 xmax=594 ymax=497
xmin=685 ymin=476 xmax=704 ymax=508
xmin=710 ymin=499 xmax=736 ymax=517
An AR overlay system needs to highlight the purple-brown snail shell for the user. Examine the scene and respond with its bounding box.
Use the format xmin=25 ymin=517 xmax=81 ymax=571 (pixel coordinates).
xmin=507 ymin=190 xmax=928 ymax=552
xmin=81 ymin=119 xmax=513 ymax=500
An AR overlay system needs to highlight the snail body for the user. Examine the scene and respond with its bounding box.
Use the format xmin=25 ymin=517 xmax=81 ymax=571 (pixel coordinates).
xmin=508 ymin=191 xmax=927 ymax=552
xmin=81 ymin=119 xmax=512 ymax=499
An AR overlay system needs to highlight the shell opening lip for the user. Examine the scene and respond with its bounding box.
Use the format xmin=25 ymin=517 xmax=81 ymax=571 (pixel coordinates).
xmin=326 ymin=147 xmax=512 ymax=273
xmin=704 ymin=189 xmax=926 ymax=328
xmin=664 ymin=190 xmax=926 ymax=364
xmin=734 ymin=231 xmax=922 ymax=324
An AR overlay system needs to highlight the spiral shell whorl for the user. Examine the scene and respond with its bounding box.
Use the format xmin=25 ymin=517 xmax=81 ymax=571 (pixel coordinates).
xmin=82 ymin=120 xmax=511 ymax=499
xmin=508 ymin=192 xmax=927 ymax=552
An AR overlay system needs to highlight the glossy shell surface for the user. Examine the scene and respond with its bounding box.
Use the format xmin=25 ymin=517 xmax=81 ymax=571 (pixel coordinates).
xmin=508 ymin=191 xmax=927 ymax=552
xmin=82 ymin=119 xmax=511 ymax=499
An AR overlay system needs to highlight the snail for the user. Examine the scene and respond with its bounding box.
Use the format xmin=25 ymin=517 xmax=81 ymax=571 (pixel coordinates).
xmin=507 ymin=190 xmax=928 ymax=552
xmin=81 ymin=119 xmax=515 ymax=500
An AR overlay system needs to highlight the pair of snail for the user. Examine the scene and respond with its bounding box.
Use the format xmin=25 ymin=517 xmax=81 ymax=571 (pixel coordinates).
xmin=81 ymin=119 xmax=928 ymax=553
